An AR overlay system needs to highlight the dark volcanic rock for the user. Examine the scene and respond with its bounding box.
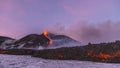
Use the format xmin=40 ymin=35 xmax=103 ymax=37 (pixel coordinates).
xmin=13 ymin=34 xmax=51 ymax=48
xmin=1 ymin=41 xmax=120 ymax=63
xmin=32 ymin=41 xmax=120 ymax=63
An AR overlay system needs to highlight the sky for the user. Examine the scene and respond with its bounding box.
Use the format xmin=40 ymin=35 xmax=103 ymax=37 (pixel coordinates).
xmin=0 ymin=0 xmax=120 ymax=43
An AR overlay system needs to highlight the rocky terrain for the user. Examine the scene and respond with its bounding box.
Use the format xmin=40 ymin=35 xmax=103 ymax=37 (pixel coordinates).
xmin=0 ymin=41 xmax=120 ymax=63
xmin=0 ymin=32 xmax=120 ymax=63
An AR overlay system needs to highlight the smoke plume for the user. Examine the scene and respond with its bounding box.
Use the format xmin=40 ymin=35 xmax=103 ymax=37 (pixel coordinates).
xmin=49 ymin=20 xmax=120 ymax=44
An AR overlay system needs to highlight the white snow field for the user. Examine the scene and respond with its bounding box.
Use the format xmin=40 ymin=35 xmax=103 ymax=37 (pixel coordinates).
xmin=0 ymin=54 xmax=120 ymax=68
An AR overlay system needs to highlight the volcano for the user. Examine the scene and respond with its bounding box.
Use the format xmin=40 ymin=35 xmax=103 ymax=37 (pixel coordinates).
xmin=0 ymin=31 xmax=80 ymax=49
xmin=0 ymin=30 xmax=51 ymax=49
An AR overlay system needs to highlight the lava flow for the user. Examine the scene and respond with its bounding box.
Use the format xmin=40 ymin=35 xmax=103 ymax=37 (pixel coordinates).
xmin=43 ymin=30 xmax=53 ymax=45
xmin=88 ymin=51 xmax=110 ymax=60
xmin=87 ymin=50 xmax=120 ymax=60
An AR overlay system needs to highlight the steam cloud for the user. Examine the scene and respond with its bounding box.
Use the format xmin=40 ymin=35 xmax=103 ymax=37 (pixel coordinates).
xmin=49 ymin=20 xmax=120 ymax=44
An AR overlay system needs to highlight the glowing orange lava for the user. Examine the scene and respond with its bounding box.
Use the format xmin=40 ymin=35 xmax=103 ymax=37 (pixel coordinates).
xmin=93 ymin=52 xmax=111 ymax=60
xmin=49 ymin=39 xmax=53 ymax=45
xmin=88 ymin=50 xmax=111 ymax=60
xmin=43 ymin=30 xmax=48 ymax=36
xmin=43 ymin=29 xmax=53 ymax=45
xmin=87 ymin=50 xmax=120 ymax=60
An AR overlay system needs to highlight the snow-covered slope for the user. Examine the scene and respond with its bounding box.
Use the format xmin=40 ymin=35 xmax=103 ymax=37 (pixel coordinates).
xmin=47 ymin=33 xmax=81 ymax=49
xmin=0 ymin=36 xmax=15 ymax=49
xmin=0 ymin=54 xmax=120 ymax=68
xmin=0 ymin=39 xmax=15 ymax=49
xmin=51 ymin=35 xmax=80 ymax=46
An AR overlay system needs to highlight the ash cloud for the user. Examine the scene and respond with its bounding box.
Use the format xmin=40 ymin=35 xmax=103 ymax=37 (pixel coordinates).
xmin=49 ymin=21 xmax=120 ymax=44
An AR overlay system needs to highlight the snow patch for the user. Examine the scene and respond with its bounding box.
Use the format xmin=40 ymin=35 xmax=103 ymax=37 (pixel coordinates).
xmin=0 ymin=40 xmax=14 ymax=49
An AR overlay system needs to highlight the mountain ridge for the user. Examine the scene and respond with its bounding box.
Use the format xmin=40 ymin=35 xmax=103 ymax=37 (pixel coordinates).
xmin=0 ymin=32 xmax=80 ymax=49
